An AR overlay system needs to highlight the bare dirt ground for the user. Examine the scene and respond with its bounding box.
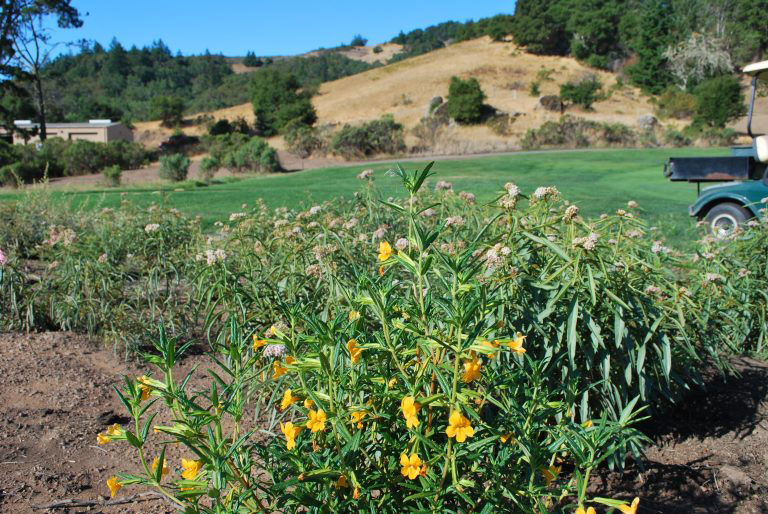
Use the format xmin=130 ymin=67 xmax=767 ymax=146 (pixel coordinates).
xmin=0 ymin=331 xmax=766 ymax=513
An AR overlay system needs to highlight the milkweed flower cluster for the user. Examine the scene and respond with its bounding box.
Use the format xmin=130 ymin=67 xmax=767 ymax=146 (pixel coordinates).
xmin=144 ymin=223 xmax=160 ymax=234
xmin=573 ymin=232 xmax=599 ymax=251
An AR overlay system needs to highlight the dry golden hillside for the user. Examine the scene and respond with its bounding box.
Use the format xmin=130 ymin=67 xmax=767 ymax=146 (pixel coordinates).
xmin=134 ymin=37 xmax=665 ymax=152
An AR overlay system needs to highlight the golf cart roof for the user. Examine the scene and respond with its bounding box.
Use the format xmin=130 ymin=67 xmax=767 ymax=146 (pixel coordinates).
xmin=744 ymin=60 xmax=768 ymax=79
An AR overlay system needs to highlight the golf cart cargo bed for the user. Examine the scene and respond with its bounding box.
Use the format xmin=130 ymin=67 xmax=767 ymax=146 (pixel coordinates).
xmin=664 ymin=156 xmax=756 ymax=182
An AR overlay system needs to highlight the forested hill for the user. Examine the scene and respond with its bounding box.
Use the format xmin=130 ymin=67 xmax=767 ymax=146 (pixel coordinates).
xmin=39 ymin=39 xmax=374 ymax=123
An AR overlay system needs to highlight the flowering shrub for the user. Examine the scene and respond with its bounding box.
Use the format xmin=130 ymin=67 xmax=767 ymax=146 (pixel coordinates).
xmin=0 ymin=160 xmax=757 ymax=511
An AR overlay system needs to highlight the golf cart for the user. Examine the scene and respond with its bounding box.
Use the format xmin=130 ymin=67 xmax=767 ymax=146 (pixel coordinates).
xmin=664 ymin=60 xmax=768 ymax=237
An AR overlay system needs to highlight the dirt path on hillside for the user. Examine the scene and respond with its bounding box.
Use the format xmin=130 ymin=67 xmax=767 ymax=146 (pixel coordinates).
xmin=0 ymin=331 xmax=766 ymax=513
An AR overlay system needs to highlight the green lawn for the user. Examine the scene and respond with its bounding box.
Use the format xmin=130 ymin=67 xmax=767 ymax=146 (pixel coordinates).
xmin=0 ymin=147 xmax=725 ymax=244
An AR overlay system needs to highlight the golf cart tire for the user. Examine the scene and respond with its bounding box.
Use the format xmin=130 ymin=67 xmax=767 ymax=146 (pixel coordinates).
xmin=703 ymin=202 xmax=751 ymax=238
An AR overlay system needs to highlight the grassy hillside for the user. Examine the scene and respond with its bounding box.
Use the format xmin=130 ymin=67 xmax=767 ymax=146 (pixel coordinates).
xmin=0 ymin=147 xmax=720 ymax=244
xmin=134 ymin=37 xmax=666 ymax=152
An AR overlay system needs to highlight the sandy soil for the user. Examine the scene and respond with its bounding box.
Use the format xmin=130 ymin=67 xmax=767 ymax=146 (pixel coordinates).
xmin=0 ymin=331 xmax=766 ymax=513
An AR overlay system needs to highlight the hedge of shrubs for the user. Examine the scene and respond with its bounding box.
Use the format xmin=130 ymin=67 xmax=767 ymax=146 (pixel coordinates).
xmin=0 ymin=138 xmax=152 ymax=186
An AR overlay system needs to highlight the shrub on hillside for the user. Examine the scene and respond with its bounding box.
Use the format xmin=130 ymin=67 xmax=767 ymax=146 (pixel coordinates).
xmin=663 ymin=127 xmax=692 ymax=147
xmin=560 ymin=75 xmax=603 ymax=110
xmin=158 ymin=153 xmax=190 ymax=182
xmin=202 ymin=134 xmax=281 ymax=174
xmin=350 ymin=34 xmax=368 ymax=46
xmin=655 ymin=87 xmax=696 ymax=119
xmin=330 ymin=115 xmax=406 ymax=159
xmin=521 ymin=116 xmax=637 ymax=149
xmin=445 ymin=76 xmax=487 ymax=124
xmin=151 ymin=95 xmax=185 ymax=128
xmin=101 ymin=165 xmax=121 ymax=187
xmin=693 ymin=75 xmax=745 ymax=128
xmin=285 ymin=123 xmax=322 ymax=159
xmin=251 ymin=69 xmax=317 ymax=136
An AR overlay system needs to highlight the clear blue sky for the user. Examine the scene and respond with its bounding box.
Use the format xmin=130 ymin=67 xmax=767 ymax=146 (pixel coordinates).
xmin=48 ymin=1 xmax=514 ymax=57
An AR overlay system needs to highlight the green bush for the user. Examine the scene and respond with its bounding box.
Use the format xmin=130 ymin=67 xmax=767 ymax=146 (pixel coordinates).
xmin=350 ymin=34 xmax=368 ymax=46
xmin=199 ymin=156 xmax=219 ymax=181
xmin=330 ymin=115 xmax=406 ymax=159
xmin=560 ymin=75 xmax=603 ymax=110
xmin=655 ymin=87 xmax=696 ymax=120
xmin=158 ymin=153 xmax=190 ymax=182
xmin=101 ymin=165 xmax=122 ymax=186
xmin=663 ymin=127 xmax=692 ymax=147
xmin=445 ymin=76 xmax=487 ymax=124
xmin=285 ymin=124 xmax=322 ymax=159
xmin=521 ymin=116 xmax=637 ymax=149
xmin=151 ymin=96 xmax=185 ymax=128
xmin=251 ymin=69 xmax=317 ymax=136
xmin=693 ymin=75 xmax=745 ymax=128
xmin=373 ymin=45 xmax=383 ymax=54
xmin=202 ymin=134 xmax=281 ymax=174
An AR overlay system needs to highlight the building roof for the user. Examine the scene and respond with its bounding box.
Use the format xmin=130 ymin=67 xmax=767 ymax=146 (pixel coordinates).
xmin=13 ymin=120 xmax=123 ymax=129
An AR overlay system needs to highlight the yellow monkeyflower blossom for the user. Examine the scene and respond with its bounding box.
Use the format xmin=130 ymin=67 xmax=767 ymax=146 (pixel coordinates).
xmin=480 ymin=339 xmax=500 ymax=358
xmin=273 ymin=361 xmax=288 ymax=379
xmin=575 ymin=507 xmax=596 ymax=514
xmin=304 ymin=398 xmax=314 ymax=409
xmin=507 ymin=332 xmax=526 ymax=354
xmin=378 ymin=241 xmax=393 ymax=262
xmin=335 ymin=475 xmax=349 ymax=489
xmin=445 ymin=411 xmax=474 ymax=443
xmin=286 ymin=356 xmax=296 ymax=365
xmin=281 ymin=421 xmax=302 ymax=450
xmin=351 ymin=411 xmax=366 ymax=429
xmin=353 ymin=487 xmax=360 ymax=500
xmin=500 ymin=432 xmax=515 ymax=444
xmin=618 ymin=498 xmax=640 ymax=514
xmin=252 ymin=336 xmax=267 ymax=350
xmin=181 ymin=458 xmax=203 ymax=480
xmin=106 ymin=476 xmax=122 ymax=498
xmin=137 ymin=375 xmax=151 ymax=401
xmin=348 ymin=310 xmax=361 ymax=322
xmin=400 ymin=396 xmax=420 ymax=428
xmin=462 ymin=353 xmax=483 ymax=383
xmin=542 ymin=464 xmax=561 ymax=486
xmin=280 ymin=389 xmax=300 ymax=411
xmin=97 ymin=423 xmax=124 ymax=444
xmin=152 ymin=456 xmax=170 ymax=480
xmin=307 ymin=409 xmax=327 ymax=433
xmin=346 ymin=339 xmax=362 ymax=364
xmin=582 ymin=420 xmax=593 ymax=428
xmin=400 ymin=453 xmax=422 ymax=480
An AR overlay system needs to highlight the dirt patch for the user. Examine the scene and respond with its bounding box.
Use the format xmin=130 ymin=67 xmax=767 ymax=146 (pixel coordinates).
xmin=0 ymin=332 xmax=766 ymax=512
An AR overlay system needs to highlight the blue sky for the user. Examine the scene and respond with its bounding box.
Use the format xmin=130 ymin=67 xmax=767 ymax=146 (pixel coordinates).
xmin=48 ymin=1 xmax=514 ymax=57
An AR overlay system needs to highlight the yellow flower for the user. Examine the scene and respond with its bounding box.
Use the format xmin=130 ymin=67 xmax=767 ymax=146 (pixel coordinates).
xmin=273 ymin=361 xmax=288 ymax=379
xmin=445 ymin=410 xmax=474 ymax=443
xmin=335 ymin=475 xmax=349 ymax=488
xmin=152 ymin=456 xmax=170 ymax=480
xmin=507 ymin=332 xmax=526 ymax=354
xmin=307 ymin=409 xmax=327 ymax=433
xmin=400 ymin=453 xmax=422 ymax=480
xmin=479 ymin=339 xmax=500 ymax=358
xmin=400 ymin=396 xmax=420 ymax=429
xmin=541 ymin=464 xmax=561 ymax=486
xmin=280 ymin=389 xmax=300 ymax=411
xmin=378 ymin=241 xmax=393 ymax=262
xmin=500 ymin=432 xmax=515 ymax=444
xmin=575 ymin=507 xmax=596 ymax=514
xmin=281 ymin=421 xmax=302 ymax=450
xmin=138 ymin=375 xmax=151 ymax=401
xmin=106 ymin=476 xmax=121 ymax=498
xmin=582 ymin=420 xmax=593 ymax=428
xmin=351 ymin=411 xmax=366 ymax=429
xmin=462 ymin=354 xmax=483 ymax=383
xmin=387 ymin=377 xmax=397 ymax=388
xmin=97 ymin=423 xmax=124 ymax=444
xmin=348 ymin=310 xmax=361 ymax=322
xmin=286 ymin=356 xmax=296 ymax=365
xmin=304 ymin=398 xmax=314 ymax=409
xmin=253 ymin=335 xmax=267 ymax=350
xmin=181 ymin=458 xmax=202 ymax=480
xmin=353 ymin=486 xmax=360 ymax=500
xmin=346 ymin=339 xmax=362 ymax=364
xmin=618 ymin=498 xmax=640 ymax=514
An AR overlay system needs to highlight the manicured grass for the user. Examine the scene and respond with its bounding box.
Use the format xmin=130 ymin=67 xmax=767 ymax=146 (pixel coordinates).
xmin=0 ymin=147 xmax=725 ymax=243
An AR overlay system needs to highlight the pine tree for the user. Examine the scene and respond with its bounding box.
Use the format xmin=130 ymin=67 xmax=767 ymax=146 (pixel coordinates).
xmin=626 ymin=0 xmax=674 ymax=94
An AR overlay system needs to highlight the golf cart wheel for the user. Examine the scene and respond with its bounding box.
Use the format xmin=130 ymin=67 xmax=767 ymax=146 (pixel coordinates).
xmin=704 ymin=202 xmax=751 ymax=239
